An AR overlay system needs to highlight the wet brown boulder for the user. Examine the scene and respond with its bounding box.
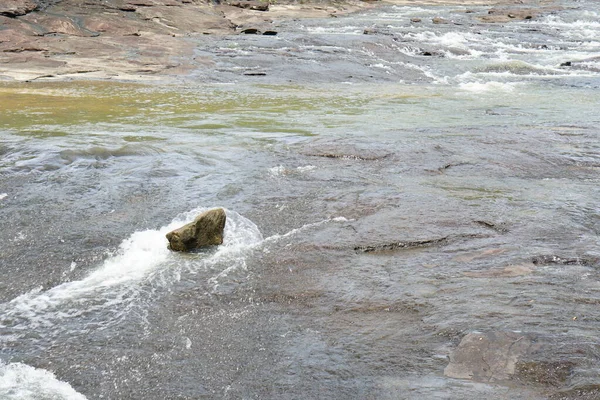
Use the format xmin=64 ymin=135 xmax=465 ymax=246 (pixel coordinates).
xmin=166 ymin=208 xmax=226 ymax=252
xmin=432 ymin=17 xmax=450 ymax=25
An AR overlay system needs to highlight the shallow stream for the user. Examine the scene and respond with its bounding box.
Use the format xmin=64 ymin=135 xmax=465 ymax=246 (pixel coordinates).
xmin=1 ymin=1 xmax=600 ymax=398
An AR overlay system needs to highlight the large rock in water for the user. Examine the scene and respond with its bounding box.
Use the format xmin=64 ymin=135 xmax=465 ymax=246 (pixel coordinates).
xmin=166 ymin=208 xmax=226 ymax=252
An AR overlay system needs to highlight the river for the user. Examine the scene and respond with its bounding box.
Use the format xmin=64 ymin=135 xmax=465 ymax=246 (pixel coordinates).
xmin=1 ymin=1 xmax=600 ymax=398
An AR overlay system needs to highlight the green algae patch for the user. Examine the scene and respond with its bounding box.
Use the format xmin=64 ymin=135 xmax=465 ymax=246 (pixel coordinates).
xmin=0 ymin=81 xmax=378 ymax=133
xmin=0 ymin=81 xmax=173 ymax=129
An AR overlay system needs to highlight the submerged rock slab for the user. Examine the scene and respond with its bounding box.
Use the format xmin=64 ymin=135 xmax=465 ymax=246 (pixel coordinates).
xmin=444 ymin=331 xmax=539 ymax=382
xmin=166 ymin=208 xmax=226 ymax=252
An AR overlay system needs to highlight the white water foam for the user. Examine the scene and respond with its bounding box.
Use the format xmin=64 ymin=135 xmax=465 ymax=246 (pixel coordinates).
xmin=396 ymin=61 xmax=448 ymax=84
xmin=0 ymin=362 xmax=87 ymax=400
xmin=532 ymin=14 xmax=600 ymax=40
xmin=269 ymin=165 xmax=287 ymax=176
xmin=269 ymin=165 xmax=317 ymax=176
xmin=398 ymin=31 xmax=485 ymax=57
xmin=296 ymin=165 xmax=316 ymax=173
xmin=1 ymin=210 xmax=349 ymax=334
xmin=0 ymin=208 xmax=263 ymax=331
xmin=458 ymin=81 xmax=519 ymax=93
xmin=207 ymin=216 xmax=347 ymax=292
xmin=304 ymin=26 xmax=363 ymax=35
xmin=263 ymin=216 xmax=349 ymax=245
xmin=0 ymin=193 xmax=7 ymax=200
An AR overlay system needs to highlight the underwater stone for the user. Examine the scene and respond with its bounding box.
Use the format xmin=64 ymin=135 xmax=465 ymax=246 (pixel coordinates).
xmin=444 ymin=331 xmax=537 ymax=382
xmin=166 ymin=208 xmax=226 ymax=252
xmin=432 ymin=17 xmax=450 ymax=24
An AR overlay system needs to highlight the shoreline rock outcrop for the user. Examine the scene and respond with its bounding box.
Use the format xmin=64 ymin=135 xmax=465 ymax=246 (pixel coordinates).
xmin=0 ymin=0 xmax=369 ymax=81
xmin=166 ymin=208 xmax=226 ymax=252
xmin=0 ymin=0 xmax=39 ymax=18
xmin=0 ymin=0 xmax=561 ymax=82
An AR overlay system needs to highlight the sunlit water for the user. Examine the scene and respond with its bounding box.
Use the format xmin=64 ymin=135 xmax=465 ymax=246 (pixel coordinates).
xmin=1 ymin=1 xmax=599 ymax=398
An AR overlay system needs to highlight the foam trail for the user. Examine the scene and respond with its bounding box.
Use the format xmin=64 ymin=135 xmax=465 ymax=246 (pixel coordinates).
xmin=208 ymin=216 xmax=348 ymax=292
xmin=1 ymin=211 xmax=346 ymax=329
xmin=0 ymin=362 xmax=87 ymax=400
xmin=4 ymin=223 xmax=176 ymax=326
xmin=1 ymin=208 xmax=262 ymax=331
xmin=458 ymin=81 xmax=518 ymax=93
xmin=263 ymin=216 xmax=349 ymax=245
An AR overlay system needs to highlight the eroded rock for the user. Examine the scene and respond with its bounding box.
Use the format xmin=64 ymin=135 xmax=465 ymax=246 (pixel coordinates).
xmin=432 ymin=17 xmax=450 ymax=24
xmin=0 ymin=0 xmax=366 ymax=81
xmin=228 ymin=1 xmax=269 ymax=11
xmin=479 ymin=8 xmax=540 ymax=23
xmin=355 ymin=236 xmax=450 ymax=253
xmin=0 ymin=0 xmax=38 ymax=17
xmin=355 ymin=233 xmax=484 ymax=254
xmin=166 ymin=208 xmax=226 ymax=252
xmin=531 ymin=255 xmax=599 ymax=267
xmin=240 ymin=28 xmax=260 ymax=34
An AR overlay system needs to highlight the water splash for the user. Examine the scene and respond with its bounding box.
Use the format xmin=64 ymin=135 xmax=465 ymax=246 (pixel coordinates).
xmin=0 ymin=208 xmax=262 ymax=333
xmin=458 ymin=81 xmax=519 ymax=93
xmin=207 ymin=216 xmax=348 ymax=293
xmin=0 ymin=361 xmax=87 ymax=400
xmin=0 ymin=209 xmax=349 ymax=335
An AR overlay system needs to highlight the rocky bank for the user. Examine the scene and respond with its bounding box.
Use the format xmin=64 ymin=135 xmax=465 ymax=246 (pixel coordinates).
xmin=0 ymin=0 xmax=370 ymax=81
xmin=0 ymin=0 xmax=560 ymax=81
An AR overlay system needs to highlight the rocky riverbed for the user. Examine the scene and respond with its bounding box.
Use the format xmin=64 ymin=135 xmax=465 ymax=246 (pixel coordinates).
xmin=1 ymin=0 xmax=563 ymax=81
xmin=0 ymin=0 xmax=370 ymax=81
xmin=1 ymin=0 xmax=599 ymax=398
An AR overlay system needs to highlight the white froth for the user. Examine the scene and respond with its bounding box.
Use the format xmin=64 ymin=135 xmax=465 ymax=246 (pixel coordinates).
xmin=269 ymin=165 xmax=316 ymax=176
xmin=8 ymin=226 xmax=172 ymax=318
xmin=296 ymin=165 xmax=316 ymax=172
xmin=0 ymin=193 xmax=7 ymax=200
xmin=397 ymin=61 xmax=446 ymax=84
xmin=401 ymin=31 xmax=482 ymax=51
xmin=0 ymin=362 xmax=87 ymax=400
xmin=458 ymin=81 xmax=518 ymax=93
xmin=331 ymin=217 xmax=349 ymax=222
xmin=204 ymin=212 xmax=263 ymax=292
xmin=209 ymin=215 xmax=348 ymax=291
xmin=534 ymin=15 xmax=600 ymax=40
xmin=2 ymin=208 xmax=263 ymax=329
xmin=269 ymin=165 xmax=286 ymax=176
xmin=370 ymin=63 xmax=392 ymax=71
xmin=305 ymin=26 xmax=362 ymax=35
xmin=263 ymin=216 xmax=348 ymax=244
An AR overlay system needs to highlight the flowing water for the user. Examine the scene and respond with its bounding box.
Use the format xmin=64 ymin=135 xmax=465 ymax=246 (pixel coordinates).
xmin=1 ymin=1 xmax=600 ymax=398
